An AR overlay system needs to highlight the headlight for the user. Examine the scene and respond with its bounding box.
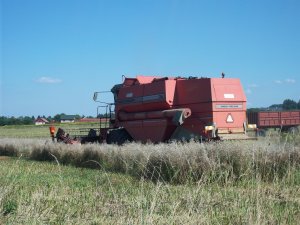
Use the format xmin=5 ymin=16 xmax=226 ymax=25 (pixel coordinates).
xmin=205 ymin=125 xmax=214 ymax=131
xmin=247 ymin=124 xmax=257 ymax=129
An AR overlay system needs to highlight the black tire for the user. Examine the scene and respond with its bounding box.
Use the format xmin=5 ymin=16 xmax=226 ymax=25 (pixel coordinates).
xmin=106 ymin=128 xmax=133 ymax=145
xmin=257 ymin=129 xmax=266 ymax=137
xmin=288 ymin=126 xmax=299 ymax=135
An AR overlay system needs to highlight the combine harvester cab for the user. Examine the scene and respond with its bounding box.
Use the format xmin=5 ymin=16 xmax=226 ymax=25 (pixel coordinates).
xmin=107 ymin=75 xmax=252 ymax=144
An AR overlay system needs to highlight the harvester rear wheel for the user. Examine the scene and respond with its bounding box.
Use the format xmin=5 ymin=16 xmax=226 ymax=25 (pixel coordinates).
xmin=288 ymin=126 xmax=299 ymax=135
xmin=257 ymin=129 xmax=266 ymax=137
xmin=106 ymin=128 xmax=133 ymax=145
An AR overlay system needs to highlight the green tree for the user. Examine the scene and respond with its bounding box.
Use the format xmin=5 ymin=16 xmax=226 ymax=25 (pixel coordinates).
xmin=298 ymin=100 xmax=300 ymax=109
xmin=282 ymin=99 xmax=297 ymax=110
xmin=0 ymin=117 xmax=8 ymax=126
xmin=53 ymin=113 xmax=65 ymax=122
xmin=0 ymin=116 xmax=33 ymax=125
xmin=23 ymin=116 xmax=34 ymax=125
xmin=47 ymin=116 xmax=53 ymax=122
xmin=247 ymin=108 xmax=260 ymax=112
xmin=268 ymin=104 xmax=282 ymax=110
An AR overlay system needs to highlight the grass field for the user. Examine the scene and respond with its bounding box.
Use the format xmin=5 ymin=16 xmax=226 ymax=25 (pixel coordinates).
xmin=0 ymin=124 xmax=300 ymax=224
xmin=1 ymin=154 xmax=299 ymax=224
xmin=0 ymin=123 xmax=101 ymax=138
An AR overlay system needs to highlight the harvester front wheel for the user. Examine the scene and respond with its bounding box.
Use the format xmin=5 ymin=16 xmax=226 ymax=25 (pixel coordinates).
xmin=106 ymin=128 xmax=133 ymax=145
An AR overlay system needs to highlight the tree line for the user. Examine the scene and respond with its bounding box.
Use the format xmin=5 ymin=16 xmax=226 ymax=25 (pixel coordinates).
xmin=281 ymin=99 xmax=300 ymax=110
xmin=0 ymin=113 xmax=93 ymax=126
xmin=248 ymin=99 xmax=300 ymax=112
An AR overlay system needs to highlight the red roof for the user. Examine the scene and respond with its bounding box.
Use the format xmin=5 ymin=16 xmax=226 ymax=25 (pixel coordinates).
xmin=35 ymin=118 xmax=49 ymax=123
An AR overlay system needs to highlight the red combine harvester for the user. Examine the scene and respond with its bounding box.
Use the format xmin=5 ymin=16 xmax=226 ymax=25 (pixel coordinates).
xmin=51 ymin=75 xmax=257 ymax=144
xmin=91 ymin=75 xmax=252 ymax=144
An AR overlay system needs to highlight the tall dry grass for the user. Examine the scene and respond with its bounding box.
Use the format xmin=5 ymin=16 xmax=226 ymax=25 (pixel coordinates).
xmin=1 ymin=134 xmax=299 ymax=184
xmin=1 ymin=133 xmax=300 ymax=224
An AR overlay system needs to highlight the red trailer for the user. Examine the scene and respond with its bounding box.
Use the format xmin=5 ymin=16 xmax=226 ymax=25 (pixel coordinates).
xmin=247 ymin=111 xmax=300 ymax=135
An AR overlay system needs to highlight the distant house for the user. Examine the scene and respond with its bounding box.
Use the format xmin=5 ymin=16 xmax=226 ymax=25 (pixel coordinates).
xmin=35 ymin=118 xmax=49 ymax=125
xmin=60 ymin=115 xmax=76 ymax=123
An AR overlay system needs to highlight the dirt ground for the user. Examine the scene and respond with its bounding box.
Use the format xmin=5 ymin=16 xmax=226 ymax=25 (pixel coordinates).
xmin=0 ymin=156 xmax=11 ymax=160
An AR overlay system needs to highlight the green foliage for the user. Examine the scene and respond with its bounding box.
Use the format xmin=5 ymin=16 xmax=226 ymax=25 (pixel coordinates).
xmin=268 ymin=104 xmax=283 ymax=110
xmin=2 ymin=199 xmax=18 ymax=216
xmin=247 ymin=108 xmax=261 ymax=112
xmin=53 ymin=114 xmax=84 ymax=122
xmin=0 ymin=113 xmax=98 ymax=126
xmin=53 ymin=113 xmax=65 ymax=122
xmin=0 ymin=116 xmax=34 ymax=126
xmin=283 ymin=99 xmax=298 ymax=110
xmin=248 ymin=98 xmax=300 ymax=112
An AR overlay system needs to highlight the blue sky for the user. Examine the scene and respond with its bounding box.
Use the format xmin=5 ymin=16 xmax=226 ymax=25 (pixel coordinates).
xmin=1 ymin=0 xmax=299 ymax=117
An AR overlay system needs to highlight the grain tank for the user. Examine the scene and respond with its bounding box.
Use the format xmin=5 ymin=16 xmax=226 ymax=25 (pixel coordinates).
xmin=103 ymin=75 xmax=249 ymax=144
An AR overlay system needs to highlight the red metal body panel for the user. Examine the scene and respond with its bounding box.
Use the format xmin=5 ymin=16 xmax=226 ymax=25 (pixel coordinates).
xmin=211 ymin=78 xmax=247 ymax=133
xmin=173 ymin=78 xmax=246 ymax=135
xmin=119 ymin=119 xmax=176 ymax=142
xmin=113 ymin=75 xmax=247 ymax=142
xmin=116 ymin=78 xmax=176 ymax=113
xmin=118 ymin=108 xmax=191 ymax=142
xmin=247 ymin=111 xmax=300 ymax=128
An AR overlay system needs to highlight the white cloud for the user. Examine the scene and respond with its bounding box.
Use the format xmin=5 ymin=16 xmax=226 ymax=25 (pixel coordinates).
xmin=285 ymin=78 xmax=296 ymax=84
xmin=36 ymin=77 xmax=62 ymax=84
xmin=274 ymin=78 xmax=296 ymax=85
